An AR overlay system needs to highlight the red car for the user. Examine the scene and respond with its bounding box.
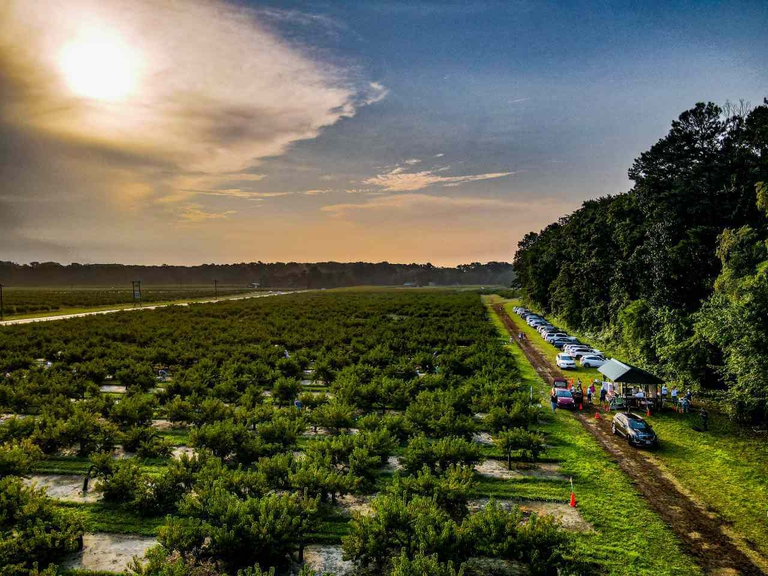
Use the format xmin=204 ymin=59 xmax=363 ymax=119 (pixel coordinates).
xmin=553 ymin=377 xmax=568 ymax=389
xmin=555 ymin=389 xmax=576 ymax=409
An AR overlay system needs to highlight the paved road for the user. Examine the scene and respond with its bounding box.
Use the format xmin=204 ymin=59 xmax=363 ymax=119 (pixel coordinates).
xmin=0 ymin=290 xmax=308 ymax=326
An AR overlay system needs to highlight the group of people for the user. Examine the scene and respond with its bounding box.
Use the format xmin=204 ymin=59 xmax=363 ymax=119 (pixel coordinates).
xmin=660 ymin=384 xmax=693 ymax=411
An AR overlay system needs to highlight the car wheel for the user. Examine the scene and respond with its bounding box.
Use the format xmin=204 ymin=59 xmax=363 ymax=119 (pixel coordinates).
xmin=627 ymin=436 xmax=633 ymax=446
xmin=611 ymin=423 xmax=617 ymax=435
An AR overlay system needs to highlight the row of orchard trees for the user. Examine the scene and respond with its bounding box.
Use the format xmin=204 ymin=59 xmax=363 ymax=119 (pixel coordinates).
xmin=0 ymin=291 xmax=573 ymax=575
xmin=513 ymin=100 xmax=768 ymax=423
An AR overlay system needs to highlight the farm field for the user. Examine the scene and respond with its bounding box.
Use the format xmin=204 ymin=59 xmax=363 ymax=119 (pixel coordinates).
xmin=1 ymin=289 xmax=584 ymax=576
xmin=491 ymin=296 xmax=768 ymax=573
xmin=0 ymin=285 xmax=259 ymax=318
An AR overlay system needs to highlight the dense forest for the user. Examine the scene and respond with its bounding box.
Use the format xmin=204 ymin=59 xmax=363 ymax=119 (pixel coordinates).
xmin=0 ymin=261 xmax=514 ymax=289
xmin=513 ymin=99 xmax=768 ymax=423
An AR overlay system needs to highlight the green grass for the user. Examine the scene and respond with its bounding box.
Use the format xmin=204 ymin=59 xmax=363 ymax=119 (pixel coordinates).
xmin=643 ymin=410 xmax=768 ymax=557
xmin=498 ymin=297 xmax=768 ymax=560
xmin=57 ymin=501 xmax=165 ymax=536
xmin=483 ymin=295 xmax=701 ymax=575
xmin=32 ymin=455 xmax=168 ymax=475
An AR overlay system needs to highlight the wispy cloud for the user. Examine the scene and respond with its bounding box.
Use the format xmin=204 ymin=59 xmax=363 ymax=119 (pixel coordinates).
xmin=302 ymin=189 xmax=332 ymax=196
xmin=404 ymin=158 xmax=421 ymax=165
xmin=434 ymin=153 xmax=445 ymax=158
xmin=192 ymin=190 xmax=292 ymax=200
xmin=321 ymin=193 xmax=556 ymax=220
xmin=362 ymin=167 xmax=514 ymax=192
xmin=179 ymin=205 xmax=237 ymax=222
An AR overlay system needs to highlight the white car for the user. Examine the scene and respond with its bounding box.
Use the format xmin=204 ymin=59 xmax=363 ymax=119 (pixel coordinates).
xmin=564 ymin=345 xmax=591 ymax=355
xmin=556 ymin=353 xmax=577 ymax=369
xmin=580 ymin=354 xmax=606 ymax=368
xmin=546 ymin=333 xmax=568 ymax=343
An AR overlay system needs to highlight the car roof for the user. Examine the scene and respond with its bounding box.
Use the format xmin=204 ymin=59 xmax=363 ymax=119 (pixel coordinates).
xmin=624 ymin=413 xmax=646 ymax=421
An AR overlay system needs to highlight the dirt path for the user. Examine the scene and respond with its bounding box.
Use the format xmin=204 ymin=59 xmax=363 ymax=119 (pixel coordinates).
xmin=492 ymin=303 xmax=767 ymax=576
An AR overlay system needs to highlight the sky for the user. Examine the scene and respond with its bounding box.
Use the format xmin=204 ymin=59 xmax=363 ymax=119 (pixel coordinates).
xmin=1 ymin=0 xmax=766 ymax=266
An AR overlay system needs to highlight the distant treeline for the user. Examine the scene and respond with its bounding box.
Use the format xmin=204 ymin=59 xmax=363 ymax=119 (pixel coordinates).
xmin=513 ymin=99 xmax=768 ymax=423
xmin=0 ymin=261 xmax=514 ymax=289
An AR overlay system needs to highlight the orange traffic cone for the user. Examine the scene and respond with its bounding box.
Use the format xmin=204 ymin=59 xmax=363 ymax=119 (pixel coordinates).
xmin=646 ymin=406 xmax=652 ymax=417
xmin=569 ymin=491 xmax=577 ymax=507
xmin=594 ymin=411 xmax=600 ymax=419
xmin=579 ymin=403 xmax=583 ymax=411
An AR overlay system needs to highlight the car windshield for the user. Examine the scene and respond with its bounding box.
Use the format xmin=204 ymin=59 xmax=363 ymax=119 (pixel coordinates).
xmin=560 ymin=355 xmax=574 ymax=360
xmin=628 ymin=420 xmax=649 ymax=430
xmin=556 ymin=390 xmax=572 ymax=398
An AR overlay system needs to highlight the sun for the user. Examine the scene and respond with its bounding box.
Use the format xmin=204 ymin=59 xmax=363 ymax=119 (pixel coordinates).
xmin=58 ymin=29 xmax=140 ymax=101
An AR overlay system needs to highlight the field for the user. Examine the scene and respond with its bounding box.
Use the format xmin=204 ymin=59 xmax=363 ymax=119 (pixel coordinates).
xmin=0 ymin=289 xmax=576 ymax=575
xmin=0 ymin=285 xmax=257 ymax=317
xmin=2 ymin=289 xmax=766 ymax=576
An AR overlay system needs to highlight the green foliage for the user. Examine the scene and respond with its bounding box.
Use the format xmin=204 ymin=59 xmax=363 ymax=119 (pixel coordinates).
xmin=0 ymin=476 xmax=84 ymax=573
xmin=401 ymin=435 xmax=482 ymax=474
xmin=0 ymin=438 xmax=43 ymax=477
xmin=160 ymin=490 xmax=320 ymax=570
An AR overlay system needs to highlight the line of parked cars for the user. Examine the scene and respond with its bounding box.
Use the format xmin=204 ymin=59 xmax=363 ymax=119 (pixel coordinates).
xmin=513 ymin=306 xmax=606 ymax=370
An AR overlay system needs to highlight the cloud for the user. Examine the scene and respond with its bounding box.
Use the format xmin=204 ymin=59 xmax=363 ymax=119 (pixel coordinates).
xmin=434 ymin=153 xmax=445 ymax=158
xmin=0 ymin=0 xmax=386 ymax=208
xmin=404 ymin=158 xmax=421 ymax=165
xmin=194 ymin=190 xmax=292 ymax=200
xmin=362 ymin=167 xmax=514 ymax=192
xmin=302 ymin=189 xmax=332 ymax=196
xmin=322 ymin=193 xmax=526 ymax=218
xmin=179 ymin=205 xmax=237 ymax=223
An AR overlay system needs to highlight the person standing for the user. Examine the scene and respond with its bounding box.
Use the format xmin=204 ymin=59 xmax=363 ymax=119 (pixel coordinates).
xmin=587 ymin=383 xmax=594 ymax=404
xmin=700 ymin=407 xmax=709 ymax=431
xmin=550 ymin=387 xmax=558 ymax=413
xmin=671 ymin=386 xmax=679 ymax=409
xmin=599 ymin=384 xmax=607 ymax=409
xmin=661 ymin=384 xmax=668 ymax=407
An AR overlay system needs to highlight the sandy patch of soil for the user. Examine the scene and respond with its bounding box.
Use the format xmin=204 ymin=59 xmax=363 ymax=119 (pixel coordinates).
xmin=302 ymin=427 xmax=359 ymax=437
xmin=151 ymin=419 xmax=187 ymax=430
xmin=63 ymin=533 xmax=156 ymax=572
xmin=468 ymin=498 xmax=592 ymax=532
xmin=384 ymin=455 xmax=402 ymax=471
xmin=518 ymin=500 xmax=593 ymax=532
xmin=25 ymin=474 xmax=101 ymax=503
xmin=112 ymin=445 xmax=136 ymax=459
xmin=302 ymin=544 xmax=354 ymax=576
xmin=475 ymin=459 xmax=522 ymax=479
xmin=337 ymin=494 xmax=373 ymax=517
xmin=99 ymin=385 xmax=126 ymax=394
xmin=171 ymin=446 xmax=197 ymax=459
xmin=472 ymin=432 xmax=494 ymax=446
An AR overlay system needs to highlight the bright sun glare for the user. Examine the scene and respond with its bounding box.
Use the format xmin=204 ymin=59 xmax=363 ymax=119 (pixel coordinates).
xmin=58 ymin=29 xmax=140 ymax=101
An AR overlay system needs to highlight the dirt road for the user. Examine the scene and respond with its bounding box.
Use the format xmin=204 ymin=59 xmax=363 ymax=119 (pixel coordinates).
xmin=0 ymin=290 xmax=309 ymax=327
xmin=492 ymin=303 xmax=767 ymax=576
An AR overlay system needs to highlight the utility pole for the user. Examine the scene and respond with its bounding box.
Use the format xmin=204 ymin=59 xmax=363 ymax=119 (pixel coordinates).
xmin=214 ymin=279 xmax=218 ymax=299
xmin=131 ymin=280 xmax=142 ymax=307
xmin=0 ymin=284 xmax=4 ymax=321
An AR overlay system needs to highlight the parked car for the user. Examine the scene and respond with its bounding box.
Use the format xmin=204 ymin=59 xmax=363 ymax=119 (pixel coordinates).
xmin=545 ymin=332 xmax=568 ymax=343
xmin=555 ymin=389 xmax=576 ymax=409
xmin=612 ymin=413 xmax=659 ymax=447
xmin=563 ymin=344 xmax=590 ymax=355
xmin=552 ymin=377 xmax=568 ymax=389
xmin=573 ymin=349 xmax=602 ymax=360
xmin=552 ymin=338 xmax=577 ymax=349
xmin=580 ymin=354 xmax=606 ymax=368
xmin=556 ymin=353 xmax=577 ymax=369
